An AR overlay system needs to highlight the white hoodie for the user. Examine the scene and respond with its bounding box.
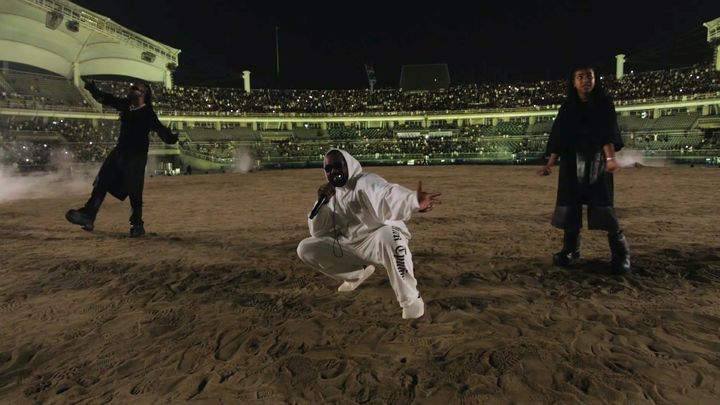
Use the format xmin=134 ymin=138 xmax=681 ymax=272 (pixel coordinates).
xmin=308 ymin=149 xmax=420 ymax=241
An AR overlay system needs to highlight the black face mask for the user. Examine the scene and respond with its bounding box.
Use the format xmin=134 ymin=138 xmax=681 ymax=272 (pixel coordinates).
xmin=329 ymin=172 xmax=346 ymax=187
xmin=324 ymin=155 xmax=348 ymax=187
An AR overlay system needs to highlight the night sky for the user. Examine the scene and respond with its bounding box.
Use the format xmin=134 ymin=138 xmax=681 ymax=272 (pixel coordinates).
xmin=71 ymin=0 xmax=720 ymax=89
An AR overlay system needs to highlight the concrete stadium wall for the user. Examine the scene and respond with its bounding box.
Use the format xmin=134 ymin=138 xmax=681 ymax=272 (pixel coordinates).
xmin=0 ymin=0 xmax=178 ymax=86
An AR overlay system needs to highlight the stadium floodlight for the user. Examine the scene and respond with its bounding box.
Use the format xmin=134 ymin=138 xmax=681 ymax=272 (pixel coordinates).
xmin=45 ymin=10 xmax=63 ymax=30
xmin=66 ymin=20 xmax=79 ymax=32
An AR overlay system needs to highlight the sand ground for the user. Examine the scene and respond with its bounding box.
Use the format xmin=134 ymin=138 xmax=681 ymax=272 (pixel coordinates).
xmin=1 ymin=165 xmax=719 ymax=404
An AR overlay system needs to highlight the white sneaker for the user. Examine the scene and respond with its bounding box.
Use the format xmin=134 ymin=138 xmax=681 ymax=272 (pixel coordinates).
xmin=338 ymin=265 xmax=376 ymax=292
xmin=402 ymin=298 xmax=425 ymax=319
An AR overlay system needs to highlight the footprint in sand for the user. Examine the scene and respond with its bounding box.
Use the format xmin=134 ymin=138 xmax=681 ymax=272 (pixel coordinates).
xmin=130 ymin=379 xmax=155 ymax=395
xmin=318 ymin=359 xmax=347 ymax=380
xmin=344 ymin=371 xmax=379 ymax=404
xmin=187 ymin=376 xmax=209 ymax=400
xmin=267 ymin=341 xmax=293 ymax=359
xmin=214 ymin=327 xmax=254 ymax=361
xmin=0 ymin=345 xmax=40 ymax=379
xmin=0 ymin=301 xmax=24 ymax=313
xmin=63 ymin=327 xmax=92 ymax=341
xmin=431 ymin=296 xmax=489 ymax=311
xmin=489 ymin=348 xmax=521 ymax=374
xmin=178 ymin=344 xmax=210 ymax=374
xmin=0 ymin=351 xmax=11 ymax=366
xmin=50 ymin=364 xmax=84 ymax=383
xmin=282 ymin=356 xmax=318 ymax=386
xmin=492 ymin=270 xmax=510 ymax=282
xmin=22 ymin=377 xmax=51 ymax=397
xmin=386 ymin=372 xmax=418 ymax=404
xmin=454 ymin=271 xmax=491 ymax=287
xmin=91 ymin=358 xmax=123 ymax=375
xmin=218 ymin=362 xmax=244 ymax=383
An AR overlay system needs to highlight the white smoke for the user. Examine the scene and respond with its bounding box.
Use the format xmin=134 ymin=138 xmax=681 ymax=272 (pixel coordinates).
xmin=0 ymin=147 xmax=99 ymax=204
xmin=232 ymin=146 xmax=255 ymax=173
xmin=615 ymin=148 xmax=673 ymax=168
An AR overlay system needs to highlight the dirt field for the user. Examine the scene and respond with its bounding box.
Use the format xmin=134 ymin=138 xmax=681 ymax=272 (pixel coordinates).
xmin=1 ymin=165 xmax=719 ymax=404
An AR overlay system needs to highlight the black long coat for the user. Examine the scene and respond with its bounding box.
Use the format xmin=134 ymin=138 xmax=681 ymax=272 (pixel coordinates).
xmin=89 ymin=88 xmax=176 ymax=200
xmin=546 ymin=96 xmax=624 ymax=208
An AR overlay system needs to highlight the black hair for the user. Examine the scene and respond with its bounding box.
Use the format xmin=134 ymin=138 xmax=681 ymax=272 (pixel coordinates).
xmin=565 ymin=64 xmax=609 ymax=104
xmin=140 ymin=81 xmax=153 ymax=109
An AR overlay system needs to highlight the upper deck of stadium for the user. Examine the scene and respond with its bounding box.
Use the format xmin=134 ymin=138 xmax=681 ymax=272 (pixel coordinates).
xmin=1 ymin=0 xmax=720 ymax=122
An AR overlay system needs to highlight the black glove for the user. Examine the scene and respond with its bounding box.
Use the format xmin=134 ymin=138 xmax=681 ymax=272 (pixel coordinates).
xmin=159 ymin=130 xmax=178 ymax=144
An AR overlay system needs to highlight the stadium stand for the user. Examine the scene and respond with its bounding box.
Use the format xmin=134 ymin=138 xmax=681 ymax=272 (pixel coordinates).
xmin=1 ymin=62 xmax=719 ymax=171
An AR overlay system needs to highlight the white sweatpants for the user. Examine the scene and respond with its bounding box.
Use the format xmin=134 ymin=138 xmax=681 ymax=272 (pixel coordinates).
xmin=297 ymin=225 xmax=420 ymax=309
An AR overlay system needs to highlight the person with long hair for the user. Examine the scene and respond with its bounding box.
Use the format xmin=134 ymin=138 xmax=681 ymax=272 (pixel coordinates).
xmin=65 ymin=80 xmax=178 ymax=237
xmin=538 ymin=65 xmax=631 ymax=273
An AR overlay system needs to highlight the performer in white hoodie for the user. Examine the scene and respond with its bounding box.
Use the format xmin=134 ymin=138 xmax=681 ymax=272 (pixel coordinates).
xmin=297 ymin=149 xmax=441 ymax=319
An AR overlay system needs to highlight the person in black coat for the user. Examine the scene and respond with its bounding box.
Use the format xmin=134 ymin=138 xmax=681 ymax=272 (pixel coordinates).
xmin=538 ymin=65 xmax=631 ymax=273
xmin=66 ymin=80 xmax=178 ymax=237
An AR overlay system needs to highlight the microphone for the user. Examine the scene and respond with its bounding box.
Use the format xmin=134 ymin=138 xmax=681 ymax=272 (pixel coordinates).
xmin=309 ymin=175 xmax=341 ymax=219
xmin=309 ymin=195 xmax=329 ymax=220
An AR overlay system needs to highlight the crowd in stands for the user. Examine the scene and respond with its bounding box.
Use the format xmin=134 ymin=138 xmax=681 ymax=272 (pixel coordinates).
xmin=182 ymin=141 xmax=237 ymax=161
xmin=176 ymin=128 xmax=719 ymax=168
xmin=2 ymin=62 xmax=719 ymax=114
xmin=0 ymin=70 xmax=90 ymax=109
xmin=2 ymin=121 xmax=717 ymax=170
xmin=87 ymin=63 xmax=720 ymax=115
xmin=2 ymin=61 xmax=720 ymax=170
xmin=606 ymin=64 xmax=720 ymax=101
xmin=0 ymin=118 xmax=118 ymax=168
xmin=0 ymin=133 xmax=57 ymax=168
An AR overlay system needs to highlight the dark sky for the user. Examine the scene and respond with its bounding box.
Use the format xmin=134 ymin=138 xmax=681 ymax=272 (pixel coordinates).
xmin=72 ymin=0 xmax=720 ymax=89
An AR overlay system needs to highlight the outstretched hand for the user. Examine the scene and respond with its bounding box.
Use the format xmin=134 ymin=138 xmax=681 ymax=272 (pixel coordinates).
xmin=167 ymin=131 xmax=179 ymax=144
xmin=417 ymin=181 xmax=441 ymax=213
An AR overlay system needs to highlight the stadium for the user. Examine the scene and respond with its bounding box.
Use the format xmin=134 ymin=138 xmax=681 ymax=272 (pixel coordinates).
xmin=1 ymin=0 xmax=720 ymax=403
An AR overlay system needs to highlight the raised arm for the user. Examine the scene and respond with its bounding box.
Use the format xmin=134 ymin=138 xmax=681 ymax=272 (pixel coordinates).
xmin=359 ymin=176 xmax=441 ymax=221
xmin=83 ymin=80 xmax=127 ymax=111
xmin=152 ymin=112 xmax=178 ymax=144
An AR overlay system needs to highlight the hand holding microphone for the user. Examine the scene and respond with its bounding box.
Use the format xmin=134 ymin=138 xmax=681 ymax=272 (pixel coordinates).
xmin=309 ymin=176 xmax=340 ymax=219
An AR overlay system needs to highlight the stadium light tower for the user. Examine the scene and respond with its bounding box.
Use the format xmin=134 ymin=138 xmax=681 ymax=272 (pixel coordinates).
xmin=704 ymin=17 xmax=720 ymax=71
xmin=243 ymin=70 xmax=251 ymax=93
xmin=365 ymin=64 xmax=377 ymax=91
xmin=275 ymin=25 xmax=280 ymax=78
xmin=615 ymin=54 xmax=626 ymax=79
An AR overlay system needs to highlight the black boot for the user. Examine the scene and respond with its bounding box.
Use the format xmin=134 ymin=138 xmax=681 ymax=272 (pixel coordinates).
xmin=66 ymin=189 xmax=105 ymax=231
xmin=65 ymin=207 xmax=95 ymax=231
xmin=553 ymin=230 xmax=581 ymax=267
xmin=128 ymin=194 xmax=145 ymax=237
xmin=608 ymin=230 xmax=631 ymax=274
xmin=129 ymin=222 xmax=145 ymax=238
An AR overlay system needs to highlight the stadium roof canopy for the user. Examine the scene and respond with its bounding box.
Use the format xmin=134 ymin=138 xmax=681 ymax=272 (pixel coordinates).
xmin=0 ymin=0 xmax=180 ymax=85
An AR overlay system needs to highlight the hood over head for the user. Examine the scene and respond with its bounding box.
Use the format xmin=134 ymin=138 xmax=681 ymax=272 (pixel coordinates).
xmin=323 ymin=149 xmax=362 ymax=188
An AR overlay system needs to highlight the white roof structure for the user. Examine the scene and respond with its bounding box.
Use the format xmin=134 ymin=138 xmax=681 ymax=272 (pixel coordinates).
xmin=0 ymin=0 xmax=180 ymax=83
